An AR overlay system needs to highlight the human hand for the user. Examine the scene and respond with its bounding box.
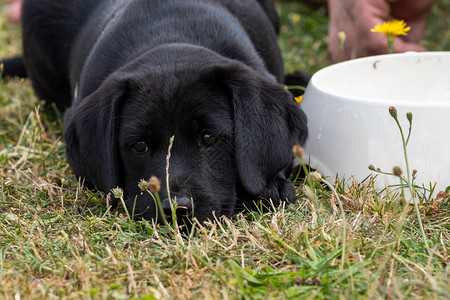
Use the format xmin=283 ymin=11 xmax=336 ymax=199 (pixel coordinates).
xmin=4 ymin=0 xmax=23 ymax=23
xmin=327 ymin=0 xmax=436 ymax=62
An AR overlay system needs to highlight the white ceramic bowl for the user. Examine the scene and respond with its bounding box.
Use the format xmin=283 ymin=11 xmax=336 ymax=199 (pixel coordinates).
xmin=301 ymin=52 xmax=450 ymax=195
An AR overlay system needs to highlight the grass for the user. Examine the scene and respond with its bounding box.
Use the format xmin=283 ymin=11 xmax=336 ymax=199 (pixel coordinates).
xmin=0 ymin=1 xmax=449 ymax=299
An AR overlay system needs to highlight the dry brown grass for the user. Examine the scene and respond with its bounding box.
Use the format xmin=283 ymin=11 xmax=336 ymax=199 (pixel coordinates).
xmin=0 ymin=1 xmax=449 ymax=299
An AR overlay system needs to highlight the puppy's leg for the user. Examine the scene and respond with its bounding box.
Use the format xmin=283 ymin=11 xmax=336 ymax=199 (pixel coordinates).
xmin=21 ymin=0 xmax=101 ymax=111
xmin=0 ymin=56 xmax=27 ymax=78
xmin=259 ymin=174 xmax=296 ymax=206
xmin=236 ymin=174 xmax=297 ymax=214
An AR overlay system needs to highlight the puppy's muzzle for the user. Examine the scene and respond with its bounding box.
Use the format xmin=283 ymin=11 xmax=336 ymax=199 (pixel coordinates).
xmin=161 ymin=196 xmax=193 ymax=223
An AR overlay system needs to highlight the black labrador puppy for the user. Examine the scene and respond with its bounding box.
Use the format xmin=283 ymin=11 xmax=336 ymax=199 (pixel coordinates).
xmin=3 ymin=0 xmax=308 ymax=223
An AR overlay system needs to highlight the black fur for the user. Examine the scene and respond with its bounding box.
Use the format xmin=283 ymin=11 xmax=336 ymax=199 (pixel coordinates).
xmin=8 ymin=0 xmax=308 ymax=223
xmin=1 ymin=56 xmax=27 ymax=78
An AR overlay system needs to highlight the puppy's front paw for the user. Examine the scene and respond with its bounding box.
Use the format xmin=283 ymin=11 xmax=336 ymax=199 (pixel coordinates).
xmin=259 ymin=176 xmax=296 ymax=206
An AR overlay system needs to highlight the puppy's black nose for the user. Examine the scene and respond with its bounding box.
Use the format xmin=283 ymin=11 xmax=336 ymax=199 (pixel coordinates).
xmin=161 ymin=197 xmax=193 ymax=222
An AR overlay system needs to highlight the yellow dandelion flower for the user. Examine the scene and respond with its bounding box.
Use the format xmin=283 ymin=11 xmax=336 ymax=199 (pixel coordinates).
xmin=371 ymin=19 xmax=410 ymax=54
xmin=371 ymin=19 xmax=410 ymax=36
xmin=291 ymin=14 xmax=301 ymax=24
xmin=294 ymin=95 xmax=303 ymax=104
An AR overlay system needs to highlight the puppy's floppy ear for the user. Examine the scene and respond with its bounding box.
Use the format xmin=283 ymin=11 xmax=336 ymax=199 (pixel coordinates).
xmin=64 ymin=75 xmax=129 ymax=207
xmin=217 ymin=63 xmax=308 ymax=196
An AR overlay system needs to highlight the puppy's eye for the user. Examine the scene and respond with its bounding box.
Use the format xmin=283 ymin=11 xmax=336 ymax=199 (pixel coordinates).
xmin=133 ymin=141 xmax=149 ymax=154
xmin=200 ymin=131 xmax=217 ymax=147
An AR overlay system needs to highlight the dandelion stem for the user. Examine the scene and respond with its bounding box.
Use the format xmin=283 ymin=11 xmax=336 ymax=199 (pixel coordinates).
xmin=338 ymin=31 xmax=346 ymax=62
xmin=119 ymin=195 xmax=136 ymax=232
xmin=390 ymin=108 xmax=428 ymax=249
xmin=387 ymin=35 xmax=395 ymax=54
xmin=148 ymin=191 xmax=170 ymax=229
xmin=285 ymin=85 xmax=306 ymax=92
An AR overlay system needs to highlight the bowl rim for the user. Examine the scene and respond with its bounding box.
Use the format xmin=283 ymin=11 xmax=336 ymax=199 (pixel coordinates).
xmin=307 ymin=51 xmax=450 ymax=108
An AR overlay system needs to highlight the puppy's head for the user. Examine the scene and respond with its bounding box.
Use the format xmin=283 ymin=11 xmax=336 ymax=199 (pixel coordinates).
xmin=64 ymin=45 xmax=307 ymax=223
